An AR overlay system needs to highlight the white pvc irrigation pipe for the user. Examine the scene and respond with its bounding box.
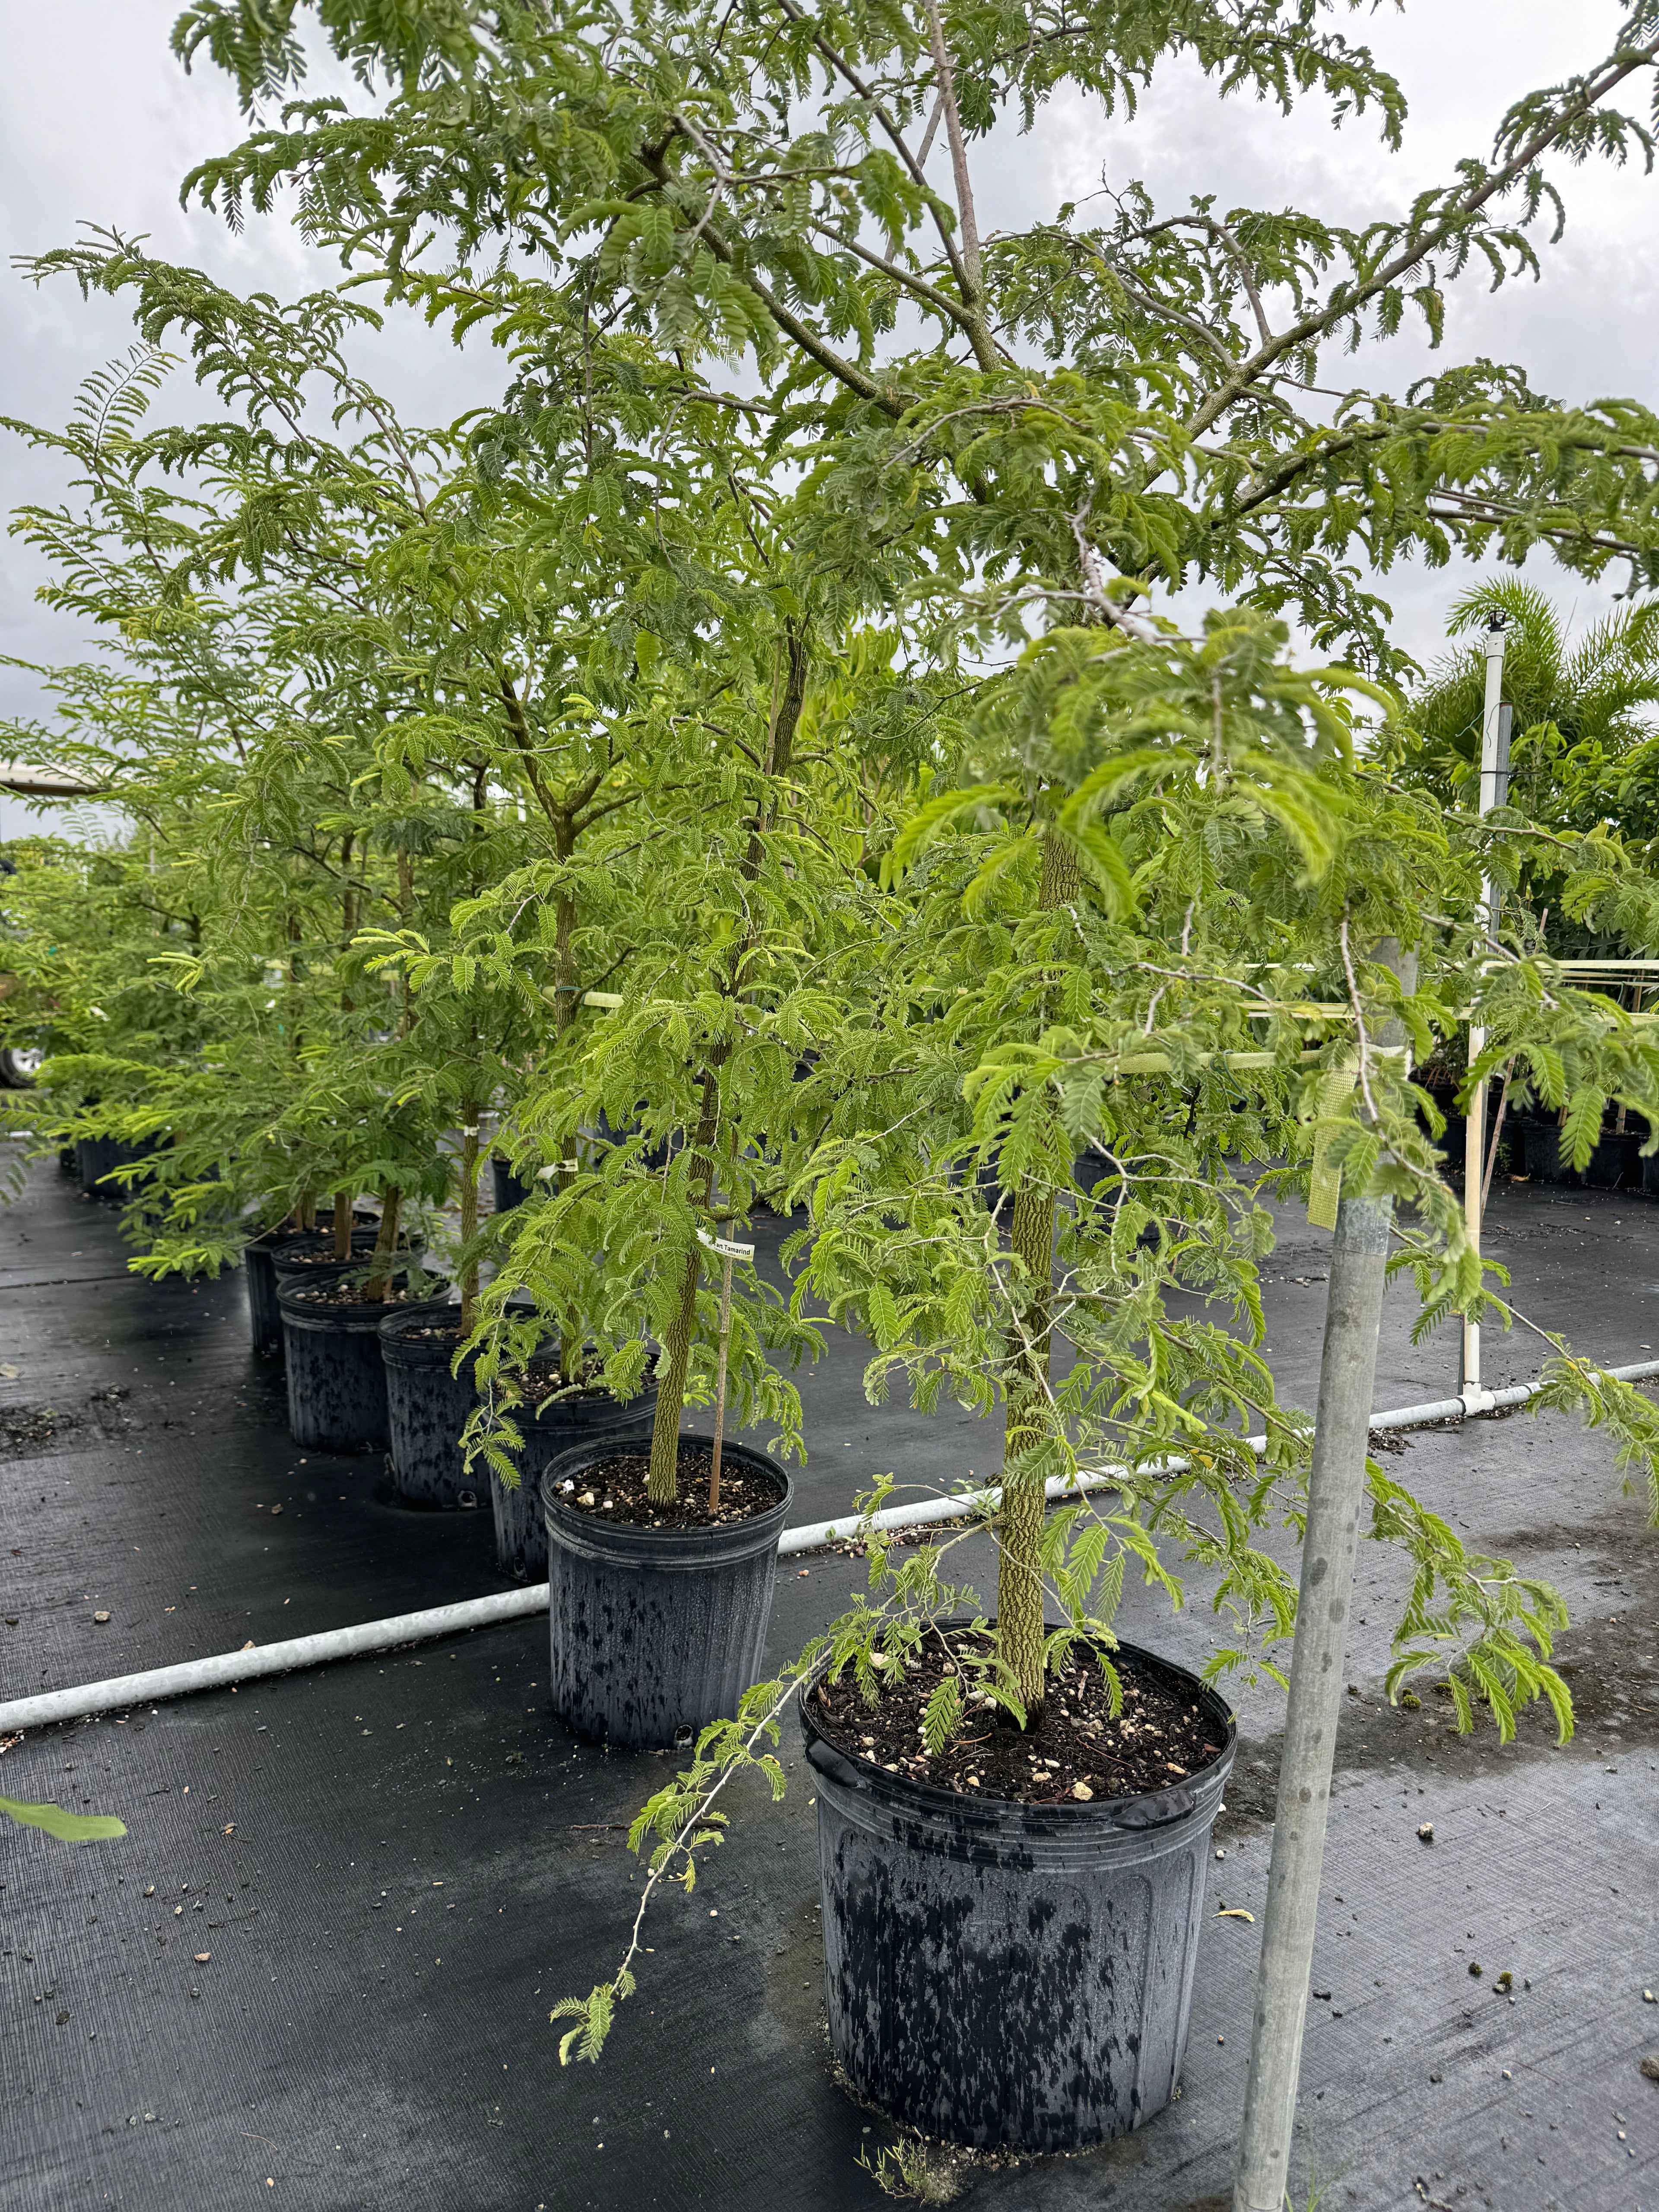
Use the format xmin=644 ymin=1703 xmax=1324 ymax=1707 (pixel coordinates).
xmin=775 ymin=1357 xmax=1659 ymax=1552
xmin=5 ymin=1357 xmax=1657 ymax=1735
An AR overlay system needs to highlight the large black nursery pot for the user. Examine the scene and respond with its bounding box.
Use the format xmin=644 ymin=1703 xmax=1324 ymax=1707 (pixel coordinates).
xmin=493 ymin=1368 xmax=659 ymax=1579
xmin=380 ymin=1306 xmax=488 ymax=1510
xmin=270 ymin=1226 xmax=416 ymax=1289
xmin=491 ymin=1155 xmax=532 ymax=1213
xmin=541 ymin=1431 xmax=791 ymax=1748
xmin=76 ymin=1133 xmax=160 ymax=1205
xmin=244 ymin=1214 xmax=376 ymax=1357
xmin=799 ymin=1637 xmax=1236 ymax=2154
xmin=1584 ymin=1130 xmax=1642 ymax=1189
xmin=1518 ymin=1114 xmax=1569 ymax=1182
xmin=277 ymin=1274 xmax=445 ymax=1454
xmin=244 ymin=1229 xmax=291 ymax=1357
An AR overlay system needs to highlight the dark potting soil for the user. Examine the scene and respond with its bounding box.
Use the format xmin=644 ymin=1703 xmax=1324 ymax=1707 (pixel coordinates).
xmin=288 ymin=1280 xmax=438 ymax=1310
xmin=810 ymin=1631 xmax=1227 ymax=1805
xmin=280 ymin=1236 xmax=416 ymax=1268
xmin=520 ymin=1357 xmax=605 ymax=1404
xmin=553 ymin=1446 xmax=780 ymax=1530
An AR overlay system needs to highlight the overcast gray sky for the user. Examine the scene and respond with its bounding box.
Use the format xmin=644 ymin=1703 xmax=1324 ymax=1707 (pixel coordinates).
xmin=3 ymin=2 xmax=1656 ymax=835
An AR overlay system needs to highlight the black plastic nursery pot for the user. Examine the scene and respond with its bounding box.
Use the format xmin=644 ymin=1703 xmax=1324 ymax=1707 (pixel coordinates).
xmin=277 ymin=1275 xmax=447 ymax=1454
xmin=270 ymin=1227 xmax=416 ymax=1287
xmin=491 ymin=1155 xmax=532 ymax=1213
xmin=1584 ymin=1131 xmax=1642 ymax=1189
xmin=492 ymin=1370 xmax=659 ymax=1579
xmin=541 ymin=1431 xmax=791 ymax=1749
xmin=379 ymin=1307 xmax=485 ymax=1510
xmin=799 ymin=1638 xmax=1236 ymax=2154
xmin=245 ymin=1214 xmax=379 ymax=1356
xmin=1516 ymin=1115 xmax=1568 ymax=1182
xmin=246 ymin=1228 xmax=343 ymax=1358
xmin=75 ymin=1133 xmax=160 ymax=1204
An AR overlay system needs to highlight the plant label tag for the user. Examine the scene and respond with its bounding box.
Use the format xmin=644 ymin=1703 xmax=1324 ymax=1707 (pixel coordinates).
xmin=535 ymin=1160 xmax=581 ymax=1179
xmin=697 ymin=1230 xmax=755 ymax=1261
xmin=582 ymin=990 xmax=624 ymax=1009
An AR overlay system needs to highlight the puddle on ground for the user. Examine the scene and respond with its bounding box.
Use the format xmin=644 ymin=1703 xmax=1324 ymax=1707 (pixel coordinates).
xmin=1215 ymin=1515 xmax=1659 ymax=1841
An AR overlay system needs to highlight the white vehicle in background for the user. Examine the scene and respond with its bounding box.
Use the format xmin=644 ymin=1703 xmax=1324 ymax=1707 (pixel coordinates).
xmin=0 ymin=1040 xmax=43 ymax=1088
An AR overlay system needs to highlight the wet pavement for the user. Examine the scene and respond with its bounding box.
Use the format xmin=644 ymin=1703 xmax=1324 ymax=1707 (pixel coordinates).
xmin=2 ymin=1150 xmax=1657 ymax=2212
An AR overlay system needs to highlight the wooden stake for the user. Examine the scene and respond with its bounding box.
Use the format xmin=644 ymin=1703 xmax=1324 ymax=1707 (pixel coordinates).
xmin=708 ymin=1250 xmax=734 ymax=1513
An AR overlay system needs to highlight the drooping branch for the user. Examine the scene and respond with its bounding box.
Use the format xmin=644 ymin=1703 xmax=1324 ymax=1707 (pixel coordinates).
xmin=1182 ymin=33 xmax=1659 ymax=440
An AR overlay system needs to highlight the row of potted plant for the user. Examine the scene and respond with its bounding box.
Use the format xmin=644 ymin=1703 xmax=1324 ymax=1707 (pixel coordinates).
xmin=11 ymin=369 xmax=1659 ymax=2169
xmin=7 ymin=0 xmax=1659 ymax=2161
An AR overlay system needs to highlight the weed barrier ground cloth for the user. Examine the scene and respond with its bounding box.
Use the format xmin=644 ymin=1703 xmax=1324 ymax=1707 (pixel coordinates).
xmin=2 ymin=1147 xmax=1657 ymax=2210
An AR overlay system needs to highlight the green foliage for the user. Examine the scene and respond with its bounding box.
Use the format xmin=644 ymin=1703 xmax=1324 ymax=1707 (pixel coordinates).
xmin=1372 ymin=1466 xmax=1573 ymax=1743
xmin=168 ymin=0 xmax=1659 ymax=662
xmin=857 ymin=2136 xmax=966 ymax=2203
xmin=1385 ymin=580 xmax=1659 ymax=961
xmin=0 ymin=1795 xmax=128 ymax=1844
xmin=3 ymin=0 xmax=1659 ymax=2082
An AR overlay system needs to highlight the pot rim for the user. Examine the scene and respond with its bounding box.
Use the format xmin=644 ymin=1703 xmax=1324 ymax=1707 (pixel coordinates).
xmin=271 ymin=1229 xmax=421 ymax=1262
xmin=277 ymin=1278 xmax=448 ymax=1323
xmin=798 ymin=1629 xmax=1236 ymax=1837
xmin=541 ymin=1430 xmax=793 ymax=1568
xmin=518 ymin=1364 xmax=658 ymax=1416
xmin=377 ymin=1302 xmax=468 ymax=1340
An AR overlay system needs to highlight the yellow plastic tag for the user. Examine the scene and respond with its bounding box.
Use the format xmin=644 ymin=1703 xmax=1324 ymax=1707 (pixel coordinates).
xmin=1307 ymin=1065 xmax=1358 ymax=1230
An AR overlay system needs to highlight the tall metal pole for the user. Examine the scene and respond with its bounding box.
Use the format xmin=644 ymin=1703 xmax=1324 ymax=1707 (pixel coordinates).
xmin=1233 ymin=941 xmax=1415 ymax=2212
xmin=1460 ymin=617 xmax=1509 ymax=1399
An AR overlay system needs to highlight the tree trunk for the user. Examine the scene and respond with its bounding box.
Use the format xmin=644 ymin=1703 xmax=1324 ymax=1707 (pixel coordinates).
xmin=1000 ymin=1185 xmax=1057 ymax=1712
xmin=332 ymin=1189 xmax=353 ymax=1261
xmin=642 ymin=626 xmax=810 ymax=1507
xmin=397 ymin=849 xmax=415 ymax=1037
xmin=365 ymin=1184 xmax=402 ymax=1303
xmin=458 ymin=1109 xmax=480 ymax=1334
xmin=647 ymin=1244 xmax=700 ymax=1505
xmin=995 ymin=829 xmax=1081 ymax=1716
xmin=340 ymin=833 xmax=356 ymax=1011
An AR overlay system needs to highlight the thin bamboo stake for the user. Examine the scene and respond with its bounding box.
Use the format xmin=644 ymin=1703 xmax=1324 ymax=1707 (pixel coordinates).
xmin=1461 ymin=617 xmax=1509 ymax=1398
xmin=1481 ymin=1062 xmax=1513 ymax=1216
xmin=708 ymin=1250 xmax=734 ymax=1513
xmin=697 ymin=1229 xmax=753 ymax=1512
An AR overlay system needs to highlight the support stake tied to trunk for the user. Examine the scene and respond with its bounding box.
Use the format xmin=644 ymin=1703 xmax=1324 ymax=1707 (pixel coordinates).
xmin=699 ymin=1229 xmax=752 ymax=1513
xmin=708 ymin=1251 xmax=734 ymax=1511
xmin=1232 ymin=939 xmax=1414 ymax=2212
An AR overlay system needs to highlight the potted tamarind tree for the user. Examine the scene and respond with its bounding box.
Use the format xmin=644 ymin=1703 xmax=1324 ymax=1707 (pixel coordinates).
xmin=552 ymin=609 xmax=1659 ymax=2151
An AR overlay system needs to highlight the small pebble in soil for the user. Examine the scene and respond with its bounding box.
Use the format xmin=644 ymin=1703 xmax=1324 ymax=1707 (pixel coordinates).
xmin=560 ymin=1449 xmax=780 ymax=1530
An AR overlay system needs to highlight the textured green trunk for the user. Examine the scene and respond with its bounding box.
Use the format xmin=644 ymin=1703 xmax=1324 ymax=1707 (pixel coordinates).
xmin=458 ymin=1111 xmax=480 ymax=1335
xmin=647 ymin=1246 xmax=700 ymax=1505
xmin=364 ymin=1184 xmax=401 ymax=1303
xmin=995 ymin=830 xmax=1079 ymax=1716
xmin=1000 ymin=1183 xmax=1056 ymax=1713
xmin=642 ymin=625 xmax=808 ymax=1510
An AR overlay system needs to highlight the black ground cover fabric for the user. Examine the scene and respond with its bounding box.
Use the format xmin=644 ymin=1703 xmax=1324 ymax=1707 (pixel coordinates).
xmin=3 ymin=1151 xmax=1659 ymax=2210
